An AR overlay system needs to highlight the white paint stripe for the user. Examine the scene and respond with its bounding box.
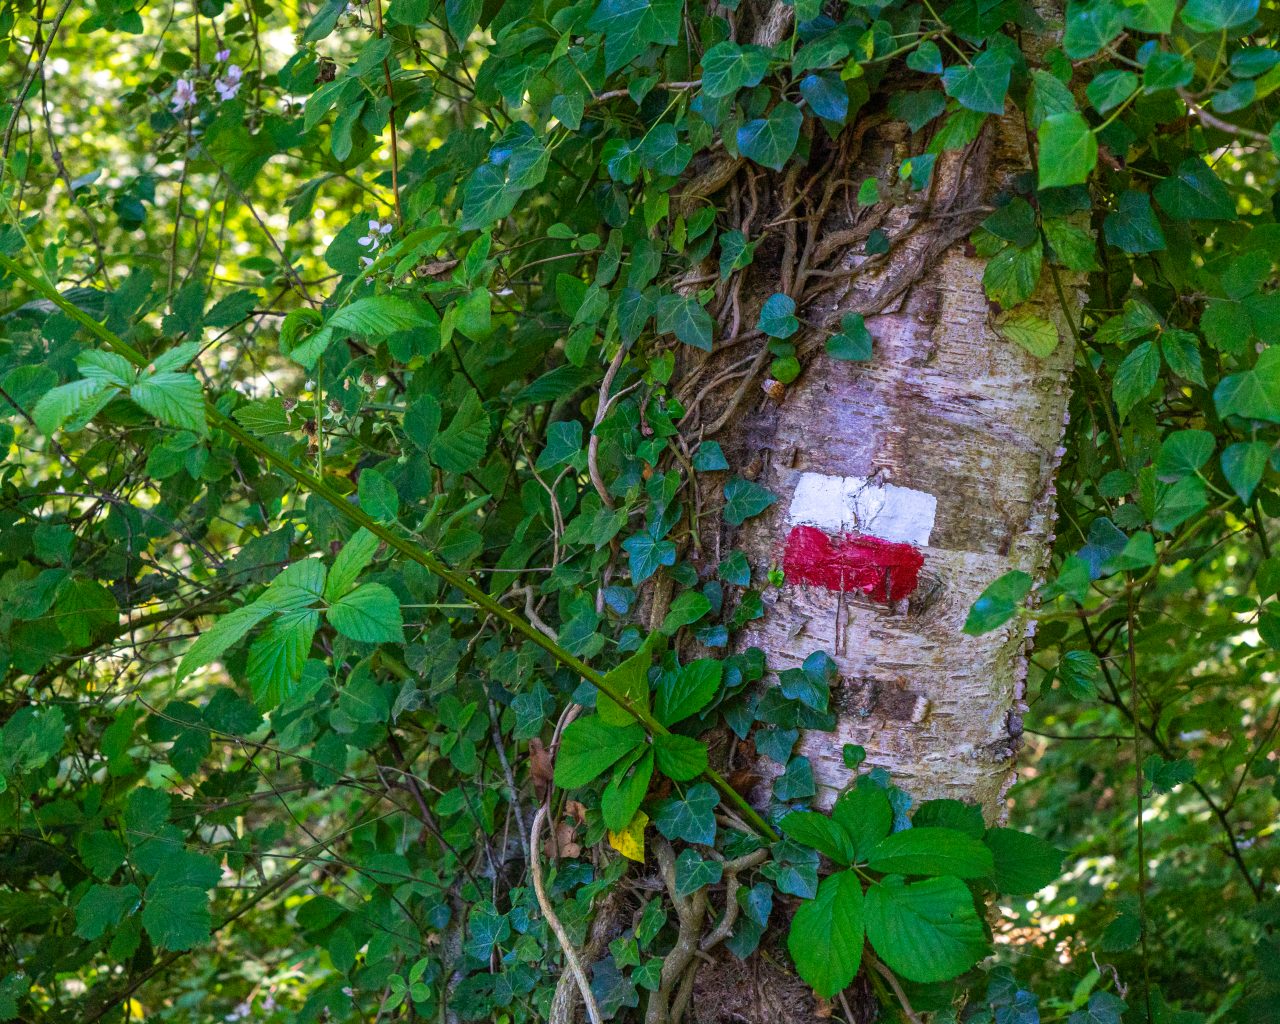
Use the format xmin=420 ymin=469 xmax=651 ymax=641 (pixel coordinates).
xmin=787 ymin=472 xmax=937 ymax=546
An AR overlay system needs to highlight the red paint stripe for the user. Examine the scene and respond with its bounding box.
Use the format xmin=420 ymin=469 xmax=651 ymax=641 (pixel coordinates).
xmin=783 ymin=525 xmax=924 ymax=603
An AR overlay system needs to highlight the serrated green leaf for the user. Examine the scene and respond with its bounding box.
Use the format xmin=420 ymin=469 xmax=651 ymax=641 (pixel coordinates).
xmin=326 ymin=583 xmax=403 ymax=643
xmin=864 ymin=875 xmax=988 ymax=983
xmin=787 ymin=870 xmax=864 ymax=998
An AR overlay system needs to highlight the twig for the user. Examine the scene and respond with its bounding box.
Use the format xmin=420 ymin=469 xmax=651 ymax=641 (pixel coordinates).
xmin=531 ymin=805 xmax=604 ymax=1024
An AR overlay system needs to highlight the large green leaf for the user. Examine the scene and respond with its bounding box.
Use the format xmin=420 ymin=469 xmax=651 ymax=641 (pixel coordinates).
xmin=328 ymin=296 xmax=431 ymax=336
xmin=597 ymin=631 xmax=661 ymax=725
xmin=832 ymin=786 xmax=893 ymax=860
xmin=654 ymin=658 xmax=722 ymax=726
xmin=866 ymin=827 xmax=995 ymax=879
xmin=787 ymin=870 xmax=865 ymax=998
xmin=177 ymin=603 xmax=274 ymax=681
xmin=553 ymin=716 xmax=646 ymax=788
xmin=32 ymin=378 xmax=110 ymax=434
xmin=781 ymin=811 xmax=855 ymax=864
xmin=984 ymin=827 xmax=1064 ymax=894
xmin=864 ymin=875 xmax=988 ymax=983
xmin=326 ymin=583 xmax=404 ymax=643
xmin=1214 ymin=347 xmax=1280 ymax=422
xmin=430 ymin=390 xmax=492 ymax=473
xmin=130 ymin=372 xmax=207 ymax=435
xmin=246 ymin=609 xmax=319 ymax=707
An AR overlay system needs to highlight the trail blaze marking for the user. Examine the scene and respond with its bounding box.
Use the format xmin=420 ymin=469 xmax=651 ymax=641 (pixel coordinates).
xmin=783 ymin=473 xmax=936 ymax=602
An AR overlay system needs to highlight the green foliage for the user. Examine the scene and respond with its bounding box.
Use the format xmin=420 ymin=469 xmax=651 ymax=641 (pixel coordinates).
xmin=1 ymin=0 xmax=1277 ymax=1020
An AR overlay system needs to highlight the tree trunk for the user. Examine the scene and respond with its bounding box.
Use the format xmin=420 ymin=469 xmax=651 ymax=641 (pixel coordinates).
xmin=673 ymin=11 xmax=1078 ymax=1022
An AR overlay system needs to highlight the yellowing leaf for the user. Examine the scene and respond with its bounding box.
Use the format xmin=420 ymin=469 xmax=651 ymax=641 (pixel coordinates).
xmin=998 ymin=312 xmax=1060 ymax=358
xmin=607 ymin=810 xmax=648 ymax=862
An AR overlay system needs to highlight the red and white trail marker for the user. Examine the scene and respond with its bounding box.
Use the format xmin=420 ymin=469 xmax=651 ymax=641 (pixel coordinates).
xmin=782 ymin=472 xmax=937 ymax=603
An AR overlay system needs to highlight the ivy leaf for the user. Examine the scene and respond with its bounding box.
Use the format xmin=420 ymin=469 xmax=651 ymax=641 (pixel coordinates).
xmin=942 ymin=48 xmax=1013 ymax=115
xmin=1180 ymin=0 xmax=1259 ymax=32
xmin=1153 ymin=477 xmax=1208 ymax=532
xmin=655 ymin=658 xmax=723 ymax=726
xmin=652 ymin=781 xmax=719 ymax=844
xmin=656 ymin=293 xmax=714 ymax=351
xmin=693 ymin=440 xmax=729 ymax=471
xmin=430 ymin=390 xmax=491 ymax=473
xmin=864 ymin=875 xmax=988 ymax=983
xmin=1063 ymin=0 xmax=1125 ymax=59
xmin=1103 ymin=191 xmax=1166 ymax=253
xmin=963 ymin=570 xmax=1032 ymax=635
xmin=460 ymin=162 xmax=520 ymax=230
xmin=1037 ymin=112 xmax=1098 ymax=189
xmin=757 ymin=293 xmax=799 ymax=338
xmin=1086 ymin=69 xmax=1137 ymax=112
xmin=787 ymin=870 xmax=865 ymax=998
xmin=1214 ymin=347 xmax=1280 ymax=422
xmin=736 ymin=102 xmax=803 ymax=171
xmin=1068 ymin=991 xmax=1128 ymax=1024
xmin=674 ymin=848 xmax=723 ymax=898
xmin=622 ymin=531 xmax=677 ymax=583
xmin=701 ymin=42 xmax=770 ymax=98
xmin=130 ymin=372 xmax=207 ymax=436
xmin=553 ymin=716 xmax=646 ymax=788
xmin=588 ymin=0 xmax=681 ymax=73
xmin=800 ymin=73 xmax=849 ymax=123
xmin=984 ymin=827 xmax=1064 ymax=894
xmin=827 ymin=312 xmax=873 ymax=360
xmin=1221 ymin=442 xmax=1270 ymax=503
xmin=723 ymin=477 xmax=776 ymax=525
xmin=866 ymin=827 xmax=995 ymax=879
xmin=1155 ymin=429 xmax=1215 ymax=481
xmin=1154 ymin=158 xmax=1235 ymax=220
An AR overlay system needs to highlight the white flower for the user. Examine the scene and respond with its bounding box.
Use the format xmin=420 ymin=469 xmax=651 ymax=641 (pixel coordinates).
xmin=171 ymin=78 xmax=197 ymax=113
xmin=215 ymin=64 xmax=242 ymax=102
xmin=215 ymin=48 xmax=230 ymax=62
xmin=357 ymin=219 xmax=393 ymax=248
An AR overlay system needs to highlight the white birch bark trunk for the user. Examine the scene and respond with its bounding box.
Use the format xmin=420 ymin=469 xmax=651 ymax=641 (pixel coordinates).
xmin=675 ymin=9 xmax=1078 ymax=1019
